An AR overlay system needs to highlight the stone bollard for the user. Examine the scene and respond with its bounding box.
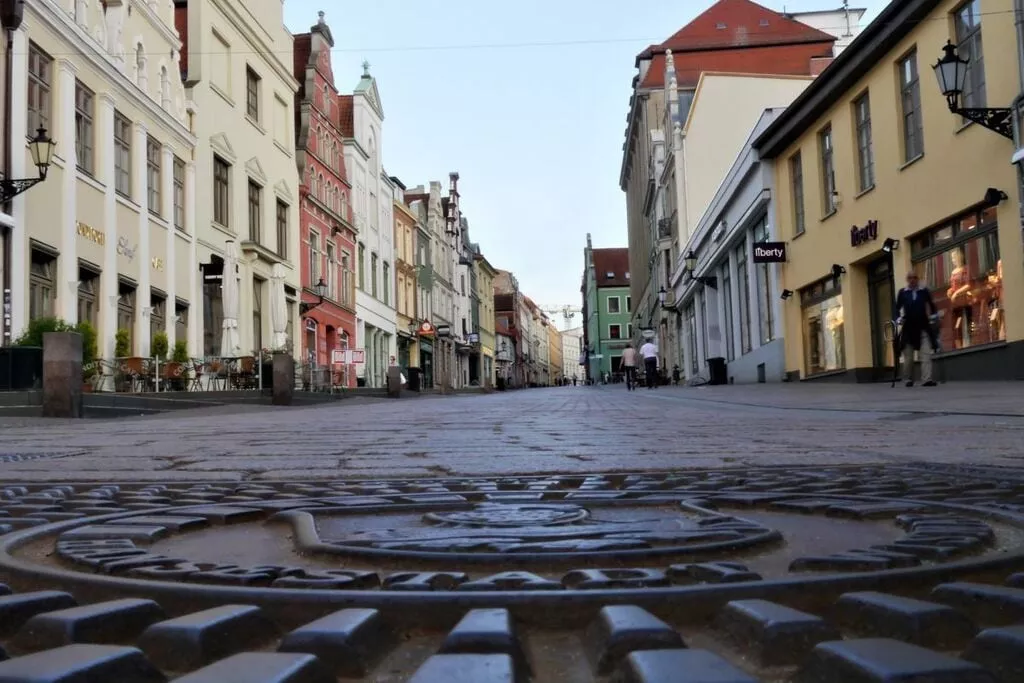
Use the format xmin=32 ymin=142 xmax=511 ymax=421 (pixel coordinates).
xmin=386 ymin=366 xmax=403 ymax=399
xmin=42 ymin=332 xmax=83 ymax=418
xmin=272 ymin=353 xmax=294 ymax=406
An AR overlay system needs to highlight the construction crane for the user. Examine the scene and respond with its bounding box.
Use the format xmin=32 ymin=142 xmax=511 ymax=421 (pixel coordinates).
xmin=540 ymin=304 xmax=583 ymax=330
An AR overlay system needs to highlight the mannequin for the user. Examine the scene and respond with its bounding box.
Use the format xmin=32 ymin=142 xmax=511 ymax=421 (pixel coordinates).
xmin=987 ymin=259 xmax=1004 ymax=342
xmin=825 ymin=303 xmax=845 ymax=370
xmin=947 ymin=248 xmax=973 ymax=348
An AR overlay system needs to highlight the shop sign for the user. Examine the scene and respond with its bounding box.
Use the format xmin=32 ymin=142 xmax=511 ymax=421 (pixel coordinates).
xmin=436 ymin=324 xmax=451 ymax=338
xmin=151 ymin=257 xmax=164 ymax=271
xmin=76 ymin=222 xmax=105 ymax=245
xmin=752 ymin=242 xmax=787 ymax=263
xmin=850 ymin=220 xmax=879 ymax=247
xmin=468 ymin=333 xmax=480 ymax=344
xmin=117 ymin=236 xmax=136 ymax=260
xmin=418 ymin=320 xmax=435 ymax=337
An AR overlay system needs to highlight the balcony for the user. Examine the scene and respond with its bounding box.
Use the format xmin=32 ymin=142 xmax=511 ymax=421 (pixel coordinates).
xmin=657 ymin=215 xmax=674 ymax=249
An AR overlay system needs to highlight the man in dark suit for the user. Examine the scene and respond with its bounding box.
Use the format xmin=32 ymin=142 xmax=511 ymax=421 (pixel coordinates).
xmin=893 ymin=271 xmax=939 ymax=387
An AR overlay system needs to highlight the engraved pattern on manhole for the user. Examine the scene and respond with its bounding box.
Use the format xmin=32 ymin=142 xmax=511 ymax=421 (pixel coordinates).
xmin=423 ymin=502 xmax=589 ymax=527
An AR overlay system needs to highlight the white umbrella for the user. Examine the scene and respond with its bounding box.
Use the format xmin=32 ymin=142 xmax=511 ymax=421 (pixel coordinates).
xmin=270 ymin=263 xmax=288 ymax=350
xmin=220 ymin=240 xmax=241 ymax=356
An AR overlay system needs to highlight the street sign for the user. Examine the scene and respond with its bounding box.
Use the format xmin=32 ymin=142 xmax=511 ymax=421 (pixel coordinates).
xmin=350 ymin=350 xmax=365 ymax=364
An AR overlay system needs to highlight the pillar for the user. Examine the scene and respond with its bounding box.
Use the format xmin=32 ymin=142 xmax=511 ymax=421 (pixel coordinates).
xmin=42 ymin=332 xmax=83 ymax=418
xmin=161 ymin=146 xmax=175 ymax=344
xmin=8 ymin=24 xmax=29 ymax=340
xmin=98 ymin=93 xmax=118 ymax=361
xmin=134 ymin=122 xmax=150 ymax=356
xmin=185 ymin=161 xmax=199 ymax=357
xmin=58 ymin=59 xmax=79 ymax=324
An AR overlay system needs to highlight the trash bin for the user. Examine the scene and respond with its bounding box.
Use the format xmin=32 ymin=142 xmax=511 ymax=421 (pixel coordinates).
xmin=407 ymin=367 xmax=421 ymax=392
xmin=706 ymin=357 xmax=727 ymax=386
xmin=0 ymin=346 xmax=44 ymax=391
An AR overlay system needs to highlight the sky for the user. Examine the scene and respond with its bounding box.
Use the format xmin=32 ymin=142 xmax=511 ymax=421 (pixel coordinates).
xmin=282 ymin=0 xmax=884 ymax=313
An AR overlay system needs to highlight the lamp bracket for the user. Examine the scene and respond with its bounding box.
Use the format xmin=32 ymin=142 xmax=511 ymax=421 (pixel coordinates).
xmin=949 ymin=104 xmax=1014 ymax=140
xmin=0 ymin=177 xmax=43 ymax=204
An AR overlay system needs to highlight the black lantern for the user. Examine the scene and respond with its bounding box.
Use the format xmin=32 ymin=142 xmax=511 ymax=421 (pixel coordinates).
xmin=300 ymin=278 xmax=327 ymax=314
xmin=932 ymin=41 xmax=1012 ymax=139
xmin=658 ymin=286 xmax=667 ymax=305
xmin=882 ymin=238 xmax=899 ymax=254
xmin=1 ymin=127 xmax=56 ymax=203
xmin=683 ymin=250 xmax=697 ymax=272
xmin=831 ymin=264 xmax=846 ymax=280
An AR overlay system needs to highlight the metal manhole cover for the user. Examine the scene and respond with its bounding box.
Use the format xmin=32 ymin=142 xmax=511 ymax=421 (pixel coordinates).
xmin=0 ymin=465 xmax=1022 ymax=681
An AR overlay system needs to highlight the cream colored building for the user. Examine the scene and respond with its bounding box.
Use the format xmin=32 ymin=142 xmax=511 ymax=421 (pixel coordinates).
xmin=11 ymin=0 xmax=197 ymax=359
xmin=473 ymin=251 xmax=497 ymax=386
xmin=177 ymin=0 xmax=300 ymax=358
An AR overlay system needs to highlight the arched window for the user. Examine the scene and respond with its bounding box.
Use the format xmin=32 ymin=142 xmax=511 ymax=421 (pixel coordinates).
xmin=323 ymin=85 xmax=330 ymax=117
xmin=135 ymin=44 xmax=147 ymax=90
xmin=315 ymin=126 xmax=323 ymax=156
xmin=160 ymin=66 xmax=170 ymax=108
xmin=340 ymin=191 xmax=348 ymax=219
xmin=318 ymin=173 xmax=325 ymax=201
xmin=309 ymin=167 xmax=318 ymax=196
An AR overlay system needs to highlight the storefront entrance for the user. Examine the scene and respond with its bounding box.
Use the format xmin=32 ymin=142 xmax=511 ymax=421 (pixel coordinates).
xmin=866 ymin=256 xmax=895 ymax=373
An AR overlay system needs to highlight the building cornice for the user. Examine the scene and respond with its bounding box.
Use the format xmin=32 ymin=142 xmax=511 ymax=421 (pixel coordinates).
xmin=130 ymin=0 xmax=182 ymax=51
xmin=210 ymin=0 xmax=299 ymax=94
xmin=29 ymin=6 xmax=196 ymax=149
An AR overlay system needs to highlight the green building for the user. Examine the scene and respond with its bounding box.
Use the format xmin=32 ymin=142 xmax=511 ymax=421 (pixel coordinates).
xmin=582 ymin=234 xmax=632 ymax=381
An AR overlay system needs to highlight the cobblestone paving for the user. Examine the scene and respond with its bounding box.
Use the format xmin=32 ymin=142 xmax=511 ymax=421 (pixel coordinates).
xmin=0 ymin=383 xmax=1021 ymax=482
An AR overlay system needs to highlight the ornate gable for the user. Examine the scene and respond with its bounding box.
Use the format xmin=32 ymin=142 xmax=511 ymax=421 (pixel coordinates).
xmin=355 ymin=62 xmax=384 ymax=118
xmin=210 ymin=133 xmax=236 ymax=162
xmin=245 ymin=157 xmax=267 ymax=184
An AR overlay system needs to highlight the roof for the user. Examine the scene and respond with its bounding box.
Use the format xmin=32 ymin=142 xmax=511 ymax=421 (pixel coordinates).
xmin=337 ymin=95 xmax=354 ymax=137
xmin=754 ymin=0 xmax=942 ymax=159
xmin=591 ymin=248 xmax=630 ymax=288
xmin=641 ymin=42 xmax=833 ymax=89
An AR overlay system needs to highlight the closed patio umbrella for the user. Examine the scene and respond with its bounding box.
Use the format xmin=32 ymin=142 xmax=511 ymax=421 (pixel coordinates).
xmin=219 ymin=240 xmax=241 ymax=356
xmin=270 ymin=263 xmax=288 ymax=350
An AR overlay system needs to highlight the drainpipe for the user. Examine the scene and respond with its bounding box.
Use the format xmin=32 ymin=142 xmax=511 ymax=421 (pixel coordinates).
xmin=1016 ymin=0 xmax=1024 ymax=94
xmin=2 ymin=27 xmax=13 ymax=345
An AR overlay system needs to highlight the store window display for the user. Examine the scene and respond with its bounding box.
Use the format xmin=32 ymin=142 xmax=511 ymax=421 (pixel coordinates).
xmin=800 ymin=277 xmax=845 ymax=375
xmin=911 ymin=206 xmax=1003 ymax=351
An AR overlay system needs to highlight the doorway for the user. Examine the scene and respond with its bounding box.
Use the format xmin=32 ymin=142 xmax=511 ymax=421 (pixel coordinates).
xmin=866 ymin=256 xmax=895 ymax=372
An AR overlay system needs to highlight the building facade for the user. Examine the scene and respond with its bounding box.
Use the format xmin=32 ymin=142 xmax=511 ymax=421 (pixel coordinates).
xmin=561 ymin=326 xmax=585 ymax=382
xmin=547 ymin=322 xmax=563 ymax=384
xmin=672 ymin=110 xmax=785 ymax=384
xmin=177 ymin=0 xmax=300 ymax=360
xmin=14 ymin=0 xmax=198 ymax=360
xmin=474 ymin=250 xmax=498 ymax=387
xmin=755 ymin=0 xmax=1023 ymax=381
xmin=341 ymin=65 xmax=395 ymax=387
xmin=404 ymin=185 xmax=435 ymax=386
xmin=392 ymin=177 xmax=418 ymax=372
xmin=425 ymin=180 xmax=455 ymax=389
xmin=495 ymin=269 xmax=525 ymax=387
xmin=582 ymin=236 xmax=632 ymax=380
xmin=293 ymin=13 xmax=356 ymax=380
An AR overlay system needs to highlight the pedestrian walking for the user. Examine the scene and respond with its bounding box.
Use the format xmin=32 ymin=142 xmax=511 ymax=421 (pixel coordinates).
xmin=621 ymin=344 xmax=638 ymax=391
xmin=893 ymin=271 xmax=939 ymax=387
xmin=640 ymin=339 xmax=659 ymax=389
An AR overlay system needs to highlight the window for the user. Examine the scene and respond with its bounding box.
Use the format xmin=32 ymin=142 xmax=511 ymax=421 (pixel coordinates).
xmin=341 ymin=253 xmax=352 ymax=306
xmin=74 ymin=81 xmax=94 ymax=174
xmin=383 ymin=262 xmax=390 ymax=305
xmin=819 ymin=125 xmax=836 ymax=214
xmin=954 ymin=0 xmax=986 ymax=109
xmin=898 ymin=51 xmax=924 ymax=162
xmin=789 ymin=153 xmax=805 ymax=236
xmin=609 ymin=324 xmax=622 ymax=340
xmin=326 ymin=243 xmax=336 ymax=300
xmin=78 ymin=270 xmax=99 ymax=329
xmin=146 ymin=137 xmax=161 ymax=215
xmin=736 ymin=242 xmax=752 ymax=354
xmin=149 ymin=295 xmax=165 ymax=347
xmin=117 ymin=286 xmax=137 ymax=356
xmin=627 ymin=323 xmax=634 ymax=338
xmin=626 ymin=296 xmax=632 ymax=313
xmin=722 ymin=264 xmax=734 ymax=361
xmin=253 ymin=278 xmax=263 ymax=352
xmin=911 ymin=205 xmax=1003 ymax=351
xmin=308 ymin=230 xmax=320 ymax=285
xmin=685 ymin=303 xmax=698 ymax=374
xmin=114 ymin=111 xmax=132 ymax=197
xmin=276 ymin=200 xmax=288 ymax=259
xmin=854 ymin=93 xmax=874 ymax=192
xmin=245 ymin=66 xmax=260 ymax=121
xmin=753 ymin=218 xmax=775 ymax=344
xmin=247 ymin=180 xmax=262 ymax=243
xmin=28 ymin=43 xmax=52 ymax=133
xmin=211 ymin=31 xmax=230 ymax=94
xmin=202 ymin=276 xmax=223 ymax=357
xmin=175 ymin=302 xmax=188 ymax=345
xmin=607 ymin=296 xmax=620 ymax=314
xmin=358 ymin=243 xmax=366 ymax=289
xmin=371 ymin=254 xmax=378 ymax=298
xmin=213 ymin=156 xmax=230 ymax=227
xmin=801 ymin=277 xmax=845 ymax=375
xmin=29 ymin=249 xmax=56 ymax=321
xmin=172 ymin=157 xmax=185 ymax=231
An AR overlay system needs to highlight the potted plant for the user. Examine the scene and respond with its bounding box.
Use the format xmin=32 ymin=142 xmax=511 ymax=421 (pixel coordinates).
xmin=76 ymin=320 xmax=99 ymax=392
xmin=11 ymin=317 xmax=73 ymax=391
xmin=114 ymin=328 xmax=131 ymax=358
xmin=168 ymin=340 xmax=190 ymax=391
xmin=150 ymin=331 xmax=169 ymax=360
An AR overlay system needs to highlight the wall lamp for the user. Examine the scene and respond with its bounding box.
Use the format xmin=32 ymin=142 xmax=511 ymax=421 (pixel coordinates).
xmin=882 ymin=238 xmax=899 ymax=253
xmin=831 ymin=264 xmax=846 ymax=280
xmin=780 ymin=289 xmax=794 ymax=300
xmin=983 ymin=187 xmax=1008 ymax=207
xmin=0 ymin=127 xmax=56 ymax=203
xmin=933 ymin=41 xmax=1013 ymax=139
xmin=299 ymin=278 xmax=327 ymax=315
xmin=683 ymin=252 xmax=717 ymax=289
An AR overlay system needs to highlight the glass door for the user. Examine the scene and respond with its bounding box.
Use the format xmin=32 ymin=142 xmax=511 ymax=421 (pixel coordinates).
xmin=867 ymin=257 xmax=895 ymax=369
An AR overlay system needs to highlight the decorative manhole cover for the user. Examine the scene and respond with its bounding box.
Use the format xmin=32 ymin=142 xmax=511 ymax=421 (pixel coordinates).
xmin=0 ymin=464 xmax=1022 ymax=681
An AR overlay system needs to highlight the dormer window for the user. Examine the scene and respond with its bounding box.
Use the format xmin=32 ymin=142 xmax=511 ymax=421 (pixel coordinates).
xmin=606 ymin=271 xmax=614 ymax=278
xmin=716 ymin=22 xmax=727 ymax=29
xmin=759 ymin=19 xmax=770 ymax=26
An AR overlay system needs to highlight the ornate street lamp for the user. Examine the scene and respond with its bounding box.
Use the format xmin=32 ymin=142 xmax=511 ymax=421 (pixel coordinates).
xmin=658 ymin=286 xmax=667 ymax=306
xmin=299 ymin=277 xmax=327 ymax=315
xmin=933 ymin=41 xmax=1012 ymax=139
xmin=683 ymin=251 xmax=716 ymax=289
xmin=1 ymin=127 xmax=57 ymax=203
xmin=684 ymin=250 xmax=697 ymax=272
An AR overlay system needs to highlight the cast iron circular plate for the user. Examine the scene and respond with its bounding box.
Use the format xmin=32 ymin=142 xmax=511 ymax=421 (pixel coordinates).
xmin=0 ymin=463 xmax=1023 ymax=681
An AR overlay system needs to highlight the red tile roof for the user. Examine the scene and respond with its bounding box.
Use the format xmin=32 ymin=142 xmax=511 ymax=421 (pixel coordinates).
xmin=592 ymin=248 xmax=630 ymax=288
xmin=642 ymin=42 xmax=834 ymax=88
xmin=338 ymin=95 xmax=354 ymax=137
xmin=293 ymin=34 xmax=312 ymax=84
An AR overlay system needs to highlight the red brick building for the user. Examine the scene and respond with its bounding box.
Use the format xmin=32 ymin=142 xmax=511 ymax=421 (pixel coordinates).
xmin=293 ymin=13 xmax=357 ymax=383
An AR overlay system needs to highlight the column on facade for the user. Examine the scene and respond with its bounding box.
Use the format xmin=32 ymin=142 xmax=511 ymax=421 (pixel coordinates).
xmin=99 ymin=93 xmax=118 ymax=360
xmin=8 ymin=25 xmax=29 ymax=339
xmin=161 ymin=146 xmax=175 ymax=344
xmin=185 ymin=161 xmax=199 ymax=357
xmin=134 ymin=122 xmax=151 ymax=356
xmin=58 ymin=59 xmax=79 ymax=323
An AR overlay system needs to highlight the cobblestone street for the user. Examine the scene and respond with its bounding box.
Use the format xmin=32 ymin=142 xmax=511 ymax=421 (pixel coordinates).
xmin=0 ymin=382 xmax=1021 ymax=482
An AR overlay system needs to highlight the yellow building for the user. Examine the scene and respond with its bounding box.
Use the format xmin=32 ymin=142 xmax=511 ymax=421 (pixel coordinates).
xmin=548 ymin=323 xmax=564 ymax=384
xmin=474 ymin=252 xmax=498 ymax=386
xmin=755 ymin=0 xmax=1022 ymax=381
xmin=393 ymin=188 xmax=419 ymax=371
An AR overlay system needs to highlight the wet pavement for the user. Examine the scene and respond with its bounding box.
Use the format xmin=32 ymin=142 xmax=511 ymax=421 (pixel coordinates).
xmin=0 ymin=384 xmax=1022 ymax=681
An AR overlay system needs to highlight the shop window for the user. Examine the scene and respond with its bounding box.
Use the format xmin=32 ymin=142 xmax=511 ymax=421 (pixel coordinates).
xmin=253 ymin=278 xmax=263 ymax=352
xmin=685 ymin=303 xmax=698 ymax=375
xmin=722 ymin=264 xmax=735 ymax=361
xmin=202 ymin=273 xmax=224 ymax=357
xmin=117 ymin=284 xmax=136 ymax=356
xmin=77 ymin=268 xmax=99 ymax=328
xmin=175 ymin=302 xmax=189 ymax=347
xmin=699 ymin=290 xmax=708 ymax=361
xmin=29 ymin=249 xmax=56 ymax=322
xmin=149 ymin=294 xmax=165 ymax=348
xmin=735 ymin=243 xmax=752 ymax=354
xmin=911 ymin=205 xmax=1003 ymax=350
xmin=800 ymin=278 xmax=845 ymax=375
xmin=753 ymin=218 xmax=775 ymax=344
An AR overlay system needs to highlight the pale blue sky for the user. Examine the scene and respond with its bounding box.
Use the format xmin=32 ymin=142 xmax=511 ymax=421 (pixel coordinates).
xmin=283 ymin=0 xmax=883 ymax=309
